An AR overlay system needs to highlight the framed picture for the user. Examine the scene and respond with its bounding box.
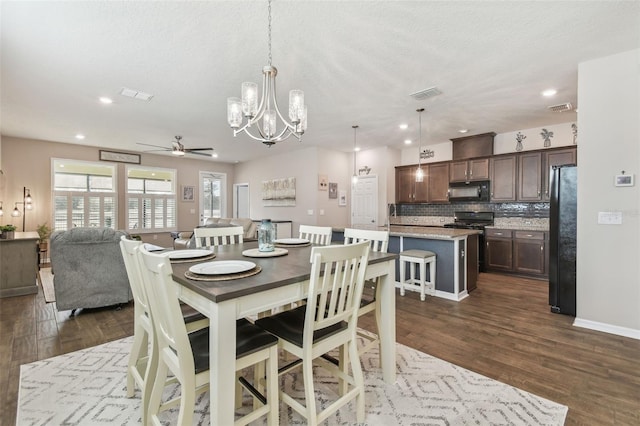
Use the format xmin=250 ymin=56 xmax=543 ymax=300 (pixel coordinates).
xmin=338 ymin=190 xmax=347 ymax=206
xmin=328 ymin=182 xmax=338 ymax=199
xmin=181 ymin=185 xmax=195 ymax=202
xmin=99 ymin=150 xmax=141 ymax=164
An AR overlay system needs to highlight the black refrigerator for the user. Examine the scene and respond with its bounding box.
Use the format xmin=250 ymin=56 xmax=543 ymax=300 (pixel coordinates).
xmin=549 ymin=164 xmax=577 ymax=316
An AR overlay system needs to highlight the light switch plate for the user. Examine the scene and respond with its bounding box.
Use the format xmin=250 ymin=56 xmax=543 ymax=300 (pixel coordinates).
xmin=597 ymin=211 xmax=622 ymax=225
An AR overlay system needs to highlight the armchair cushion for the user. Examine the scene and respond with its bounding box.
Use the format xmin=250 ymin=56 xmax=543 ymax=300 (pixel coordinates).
xmin=50 ymin=227 xmax=132 ymax=311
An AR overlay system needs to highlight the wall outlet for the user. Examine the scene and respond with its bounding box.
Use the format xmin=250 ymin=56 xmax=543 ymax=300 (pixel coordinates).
xmin=319 ymin=209 xmax=325 ymax=216
xmin=307 ymin=209 xmax=314 ymax=215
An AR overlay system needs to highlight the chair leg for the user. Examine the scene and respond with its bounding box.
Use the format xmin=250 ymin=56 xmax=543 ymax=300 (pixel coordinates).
xmin=349 ymin=338 xmax=365 ymax=423
xmin=148 ymin=361 xmax=168 ymax=425
xmin=266 ymin=345 xmax=279 ymax=425
xmin=177 ymin=372 xmax=195 ymax=426
xmin=141 ymin=332 xmax=157 ymax=426
xmin=420 ymin=261 xmax=427 ymax=301
xmin=127 ymin=323 xmax=146 ymax=397
xmin=302 ymin=357 xmax=318 ymax=426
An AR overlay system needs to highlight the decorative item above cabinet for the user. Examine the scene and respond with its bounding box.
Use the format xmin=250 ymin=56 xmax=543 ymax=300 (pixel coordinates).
xmin=451 ymin=132 xmax=496 ymax=160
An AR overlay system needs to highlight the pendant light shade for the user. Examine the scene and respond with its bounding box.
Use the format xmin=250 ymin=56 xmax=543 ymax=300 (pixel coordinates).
xmin=352 ymin=125 xmax=359 ymax=184
xmin=415 ymin=108 xmax=425 ymax=183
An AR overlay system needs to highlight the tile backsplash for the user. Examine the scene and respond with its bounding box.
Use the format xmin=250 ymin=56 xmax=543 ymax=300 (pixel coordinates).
xmin=394 ymin=202 xmax=549 ymax=218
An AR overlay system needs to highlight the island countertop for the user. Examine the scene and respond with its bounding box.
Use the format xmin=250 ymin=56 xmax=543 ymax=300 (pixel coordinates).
xmin=336 ymin=225 xmax=480 ymax=240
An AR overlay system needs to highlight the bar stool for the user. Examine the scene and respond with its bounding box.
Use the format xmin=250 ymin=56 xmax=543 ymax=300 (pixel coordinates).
xmin=399 ymin=249 xmax=436 ymax=301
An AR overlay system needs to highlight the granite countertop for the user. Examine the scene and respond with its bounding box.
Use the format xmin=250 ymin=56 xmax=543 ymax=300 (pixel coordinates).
xmin=338 ymin=225 xmax=480 ymax=240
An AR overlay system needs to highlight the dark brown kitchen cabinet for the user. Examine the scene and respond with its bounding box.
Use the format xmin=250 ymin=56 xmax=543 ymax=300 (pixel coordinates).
xmin=485 ymin=229 xmax=513 ymax=271
xmin=518 ymin=152 xmax=543 ymax=201
xmin=514 ymin=231 xmax=546 ymax=276
xmin=450 ymin=158 xmax=489 ymax=182
xmin=489 ymin=155 xmax=517 ymax=201
xmin=396 ymin=166 xmax=416 ymax=203
xmin=428 ymin=163 xmax=450 ymax=202
xmin=395 ymin=163 xmax=448 ymax=203
xmin=542 ymin=148 xmax=577 ymax=200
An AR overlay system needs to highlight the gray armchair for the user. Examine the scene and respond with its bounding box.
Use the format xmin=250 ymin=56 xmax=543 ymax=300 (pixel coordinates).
xmin=50 ymin=227 xmax=132 ymax=312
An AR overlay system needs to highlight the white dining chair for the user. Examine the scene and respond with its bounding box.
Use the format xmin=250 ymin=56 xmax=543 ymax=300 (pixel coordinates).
xmin=193 ymin=225 xmax=244 ymax=247
xmin=137 ymin=245 xmax=279 ymax=426
xmin=255 ymin=241 xmax=370 ymax=425
xmin=298 ymin=224 xmax=332 ymax=245
xmin=343 ymin=227 xmax=389 ymax=358
xmin=119 ymin=237 xmax=208 ymax=425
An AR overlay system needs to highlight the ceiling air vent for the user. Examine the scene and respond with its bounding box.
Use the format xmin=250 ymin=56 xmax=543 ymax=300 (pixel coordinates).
xmin=119 ymin=87 xmax=154 ymax=101
xmin=410 ymin=86 xmax=442 ymax=100
xmin=547 ymin=102 xmax=573 ymax=112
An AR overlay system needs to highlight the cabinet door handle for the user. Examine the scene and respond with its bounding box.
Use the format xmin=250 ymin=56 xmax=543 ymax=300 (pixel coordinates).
xmin=526 ymin=234 xmax=533 ymax=237
xmin=495 ymin=232 xmax=503 ymax=236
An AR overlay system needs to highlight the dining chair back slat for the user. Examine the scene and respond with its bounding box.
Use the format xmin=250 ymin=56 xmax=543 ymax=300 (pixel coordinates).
xmin=299 ymin=224 xmax=332 ymax=246
xmin=194 ymin=226 xmax=244 ymax=247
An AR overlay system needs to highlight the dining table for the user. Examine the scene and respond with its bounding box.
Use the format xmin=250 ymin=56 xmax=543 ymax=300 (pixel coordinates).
xmin=170 ymin=240 xmax=398 ymax=425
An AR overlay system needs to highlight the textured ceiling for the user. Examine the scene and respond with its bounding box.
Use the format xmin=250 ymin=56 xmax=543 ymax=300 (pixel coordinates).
xmin=2 ymin=1 xmax=639 ymax=163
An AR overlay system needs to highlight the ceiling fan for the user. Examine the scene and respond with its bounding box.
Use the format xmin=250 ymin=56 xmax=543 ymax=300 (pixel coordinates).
xmin=137 ymin=136 xmax=216 ymax=157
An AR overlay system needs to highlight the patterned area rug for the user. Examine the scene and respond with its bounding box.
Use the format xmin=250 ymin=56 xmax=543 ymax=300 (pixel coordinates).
xmin=17 ymin=336 xmax=567 ymax=425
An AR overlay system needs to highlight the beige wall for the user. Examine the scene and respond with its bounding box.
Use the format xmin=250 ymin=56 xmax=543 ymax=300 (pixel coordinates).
xmin=575 ymin=49 xmax=640 ymax=338
xmin=0 ymin=136 xmax=235 ymax=247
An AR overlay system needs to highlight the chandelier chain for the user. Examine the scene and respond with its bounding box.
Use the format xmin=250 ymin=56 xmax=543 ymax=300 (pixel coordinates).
xmin=268 ymin=0 xmax=272 ymax=66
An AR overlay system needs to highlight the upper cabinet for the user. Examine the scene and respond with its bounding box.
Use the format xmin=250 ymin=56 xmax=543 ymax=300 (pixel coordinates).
xmin=395 ymin=162 xmax=449 ymax=203
xmin=450 ymin=132 xmax=495 ymax=160
xmin=490 ymin=147 xmax=576 ymax=203
xmin=450 ymin=158 xmax=490 ymax=182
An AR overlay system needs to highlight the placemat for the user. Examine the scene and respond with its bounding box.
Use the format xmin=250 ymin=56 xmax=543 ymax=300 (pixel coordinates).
xmin=184 ymin=265 xmax=262 ymax=281
xmin=242 ymin=248 xmax=288 ymax=258
xmin=170 ymin=253 xmax=216 ymax=264
xmin=275 ymin=242 xmax=311 ymax=248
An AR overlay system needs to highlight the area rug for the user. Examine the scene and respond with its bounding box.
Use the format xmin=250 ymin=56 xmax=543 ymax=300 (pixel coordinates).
xmin=17 ymin=336 xmax=567 ymax=425
xmin=37 ymin=267 xmax=55 ymax=303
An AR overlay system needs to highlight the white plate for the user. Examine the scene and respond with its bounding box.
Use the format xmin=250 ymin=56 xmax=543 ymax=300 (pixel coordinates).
xmin=274 ymin=238 xmax=309 ymax=245
xmin=189 ymin=260 xmax=256 ymax=275
xmin=166 ymin=249 xmax=213 ymax=260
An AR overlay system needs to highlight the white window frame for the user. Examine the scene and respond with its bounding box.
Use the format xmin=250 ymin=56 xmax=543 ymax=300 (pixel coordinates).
xmin=51 ymin=158 xmax=118 ymax=231
xmin=126 ymin=165 xmax=177 ymax=233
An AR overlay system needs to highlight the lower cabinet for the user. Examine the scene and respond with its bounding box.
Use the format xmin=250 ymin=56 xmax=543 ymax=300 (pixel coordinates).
xmin=485 ymin=228 xmax=548 ymax=278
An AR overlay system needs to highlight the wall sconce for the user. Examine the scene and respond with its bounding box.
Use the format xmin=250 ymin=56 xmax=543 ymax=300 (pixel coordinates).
xmin=12 ymin=187 xmax=33 ymax=231
xmin=0 ymin=201 xmax=3 ymax=217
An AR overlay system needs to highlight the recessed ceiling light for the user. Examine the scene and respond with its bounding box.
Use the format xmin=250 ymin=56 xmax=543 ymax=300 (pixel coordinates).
xmin=355 ymin=147 xmax=361 ymax=152
xmin=75 ymin=134 xmax=85 ymax=140
xmin=458 ymin=129 xmax=469 ymax=134
xmin=404 ymin=139 xmax=412 ymax=145
xmin=542 ymin=89 xmax=557 ymax=97
xmin=399 ymin=124 xmax=408 ymax=130
xmin=99 ymin=97 xmax=113 ymax=104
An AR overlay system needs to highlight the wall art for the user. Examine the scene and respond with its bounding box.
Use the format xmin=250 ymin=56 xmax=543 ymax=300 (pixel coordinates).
xmin=338 ymin=190 xmax=347 ymax=206
xmin=262 ymin=177 xmax=296 ymax=207
xmin=540 ymin=128 xmax=554 ymax=147
xmin=515 ymin=132 xmax=526 ymax=151
xmin=181 ymin=185 xmax=195 ymax=202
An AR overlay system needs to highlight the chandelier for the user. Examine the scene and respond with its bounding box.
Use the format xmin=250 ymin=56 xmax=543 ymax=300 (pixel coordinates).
xmin=227 ymin=0 xmax=307 ymax=146
xmin=415 ymin=108 xmax=425 ymax=183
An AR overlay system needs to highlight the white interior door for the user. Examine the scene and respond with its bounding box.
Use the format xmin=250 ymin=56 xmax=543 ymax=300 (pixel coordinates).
xmin=351 ymin=175 xmax=378 ymax=226
xmin=233 ymin=183 xmax=249 ymax=218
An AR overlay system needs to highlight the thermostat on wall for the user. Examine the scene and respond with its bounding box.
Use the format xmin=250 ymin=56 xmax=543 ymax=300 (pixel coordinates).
xmin=615 ymin=174 xmax=634 ymax=187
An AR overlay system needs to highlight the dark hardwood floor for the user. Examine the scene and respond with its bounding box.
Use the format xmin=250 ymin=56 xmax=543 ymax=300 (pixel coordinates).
xmin=1 ymin=272 xmax=639 ymax=425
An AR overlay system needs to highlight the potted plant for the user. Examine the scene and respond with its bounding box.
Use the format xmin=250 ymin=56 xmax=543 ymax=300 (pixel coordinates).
xmin=1 ymin=224 xmax=17 ymax=239
xmin=37 ymin=222 xmax=52 ymax=251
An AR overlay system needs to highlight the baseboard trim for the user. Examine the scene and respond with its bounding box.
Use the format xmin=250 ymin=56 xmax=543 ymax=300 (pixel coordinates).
xmin=573 ymin=317 xmax=640 ymax=340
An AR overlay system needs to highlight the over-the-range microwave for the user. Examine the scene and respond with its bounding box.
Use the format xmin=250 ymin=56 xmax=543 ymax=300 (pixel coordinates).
xmin=448 ymin=180 xmax=491 ymax=202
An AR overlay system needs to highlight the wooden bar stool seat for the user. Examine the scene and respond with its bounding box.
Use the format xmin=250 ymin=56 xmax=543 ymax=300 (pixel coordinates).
xmin=399 ymin=249 xmax=436 ymax=301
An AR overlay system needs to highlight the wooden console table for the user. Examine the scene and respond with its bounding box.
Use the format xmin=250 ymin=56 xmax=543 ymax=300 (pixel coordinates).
xmin=0 ymin=231 xmax=39 ymax=298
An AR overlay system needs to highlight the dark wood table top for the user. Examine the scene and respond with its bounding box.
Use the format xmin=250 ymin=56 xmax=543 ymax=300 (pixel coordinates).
xmin=171 ymin=241 xmax=397 ymax=303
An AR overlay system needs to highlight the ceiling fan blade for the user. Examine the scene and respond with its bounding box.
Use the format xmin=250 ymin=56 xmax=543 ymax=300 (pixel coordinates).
xmin=185 ymin=147 xmax=213 ymax=152
xmin=136 ymin=142 xmax=170 ymax=150
xmin=188 ymin=151 xmax=215 ymax=157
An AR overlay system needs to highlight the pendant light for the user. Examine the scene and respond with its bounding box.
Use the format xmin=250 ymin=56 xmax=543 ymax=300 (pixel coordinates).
xmin=352 ymin=125 xmax=359 ymax=184
xmin=415 ymin=108 xmax=425 ymax=183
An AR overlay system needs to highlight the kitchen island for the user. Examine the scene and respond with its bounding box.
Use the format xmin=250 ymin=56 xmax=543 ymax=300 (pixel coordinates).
xmin=0 ymin=231 xmax=39 ymax=298
xmin=334 ymin=225 xmax=480 ymax=301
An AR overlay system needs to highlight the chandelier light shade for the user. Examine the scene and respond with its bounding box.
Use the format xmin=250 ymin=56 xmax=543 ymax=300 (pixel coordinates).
xmin=12 ymin=187 xmax=33 ymax=231
xmin=227 ymin=0 xmax=307 ymax=146
xmin=415 ymin=108 xmax=425 ymax=183
xmin=352 ymin=125 xmax=359 ymax=185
